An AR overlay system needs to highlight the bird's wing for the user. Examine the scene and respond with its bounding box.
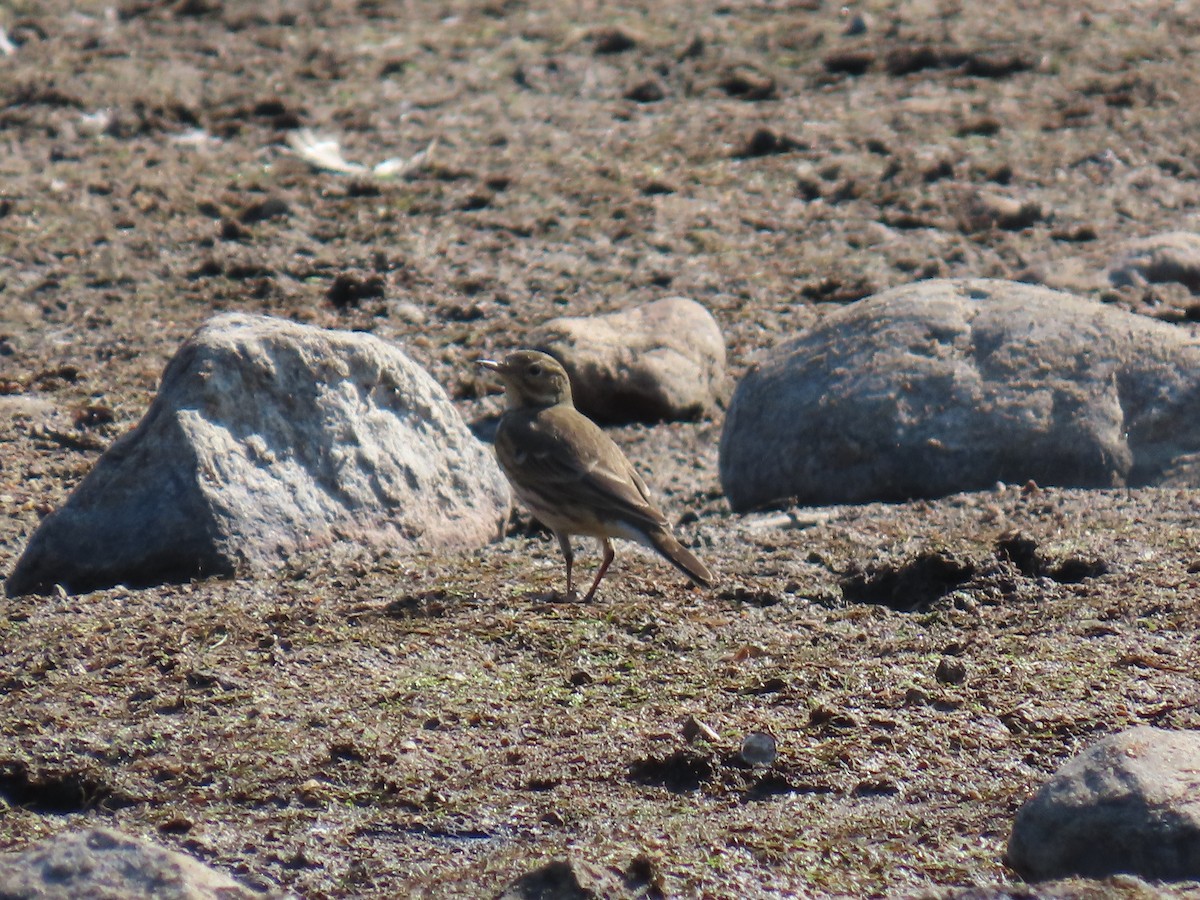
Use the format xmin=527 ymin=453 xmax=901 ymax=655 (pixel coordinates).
xmin=498 ymin=406 xmax=669 ymax=532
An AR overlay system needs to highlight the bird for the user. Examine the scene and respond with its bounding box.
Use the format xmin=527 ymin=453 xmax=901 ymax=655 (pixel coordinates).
xmin=478 ymin=350 xmax=714 ymax=602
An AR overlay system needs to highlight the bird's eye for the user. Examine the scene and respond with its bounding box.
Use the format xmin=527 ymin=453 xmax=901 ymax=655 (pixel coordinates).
xmin=528 ymin=364 xmax=542 ymax=376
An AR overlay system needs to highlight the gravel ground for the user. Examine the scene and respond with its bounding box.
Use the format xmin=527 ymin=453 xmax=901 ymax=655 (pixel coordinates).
xmin=3 ymin=2 xmax=1200 ymax=896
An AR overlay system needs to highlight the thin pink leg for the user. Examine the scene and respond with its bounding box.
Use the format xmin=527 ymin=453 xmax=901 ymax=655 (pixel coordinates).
xmin=582 ymin=538 xmax=615 ymax=603
xmin=556 ymin=532 xmax=575 ymax=599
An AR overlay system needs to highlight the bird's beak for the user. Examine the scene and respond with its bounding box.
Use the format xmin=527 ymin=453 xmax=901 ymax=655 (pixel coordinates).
xmin=478 ymin=359 xmax=509 ymax=393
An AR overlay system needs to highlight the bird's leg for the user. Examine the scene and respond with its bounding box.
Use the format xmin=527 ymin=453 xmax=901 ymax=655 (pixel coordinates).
xmin=582 ymin=538 xmax=616 ymax=603
xmin=556 ymin=531 xmax=575 ymax=600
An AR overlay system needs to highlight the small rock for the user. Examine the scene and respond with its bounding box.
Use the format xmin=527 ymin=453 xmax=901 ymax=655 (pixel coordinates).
xmin=1109 ymin=231 xmax=1200 ymax=292
xmin=0 ymin=827 xmax=272 ymax=899
xmin=728 ymin=643 xmax=768 ymax=661
xmin=1008 ymin=726 xmax=1200 ymax=881
xmin=298 ymin=778 xmax=326 ymax=806
xmin=532 ymin=296 xmax=726 ymax=423
xmin=677 ymin=35 xmax=704 ymax=60
xmin=935 ymin=657 xmax=968 ymax=685
xmin=962 ymin=50 xmax=1036 ymax=78
xmin=904 ymin=687 xmax=931 ymax=706
xmin=681 ymin=715 xmax=719 ymax=743
xmin=590 ymin=26 xmax=639 ymax=55
xmin=624 ymin=853 xmax=665 ymax=895
xmin=738 ymin=732 xmax=777 ymax=767
xmin=238 ymin=196 xmax=290 ymax=224
xmin=842 ymin=11 xmax=872 ymax=36
xmin=496 ymin=857 xmax=628 ymax=900
xmin=809 ymin=704 xmax=860 ymax=729
xmin=737 ymin=127 xmax=802 ymax=158
xmin=959 ymin=120 xmax=1001 ymax=143
xmin=328 ymin=272 xmax=385 ymax=309
xmin=718 ymin=66 xmax=777 ymax=100
xmin=640 ymin=179 xmax=676 ymax=196
xmin=6 ymin=313 xmax=510 ymax=596
xmin=885 ymin=44 xmax=945 ymax=76
xmin=960 ymin=191 xmax=1043 ymax=232
xmin=823 ymin=50 xmax=875 ymax=76
xmin=389 ymin=301 xmax=428 ymax=325
xmin=1028 ymin=255 xmax=1110 ymax=296
xmin=624 ymin=79 xmax=664 ymax=103
xmin=219 ymin=219 xmax=249 ymax=241
xmin=461 ymin=191 xmax=494 ymax=211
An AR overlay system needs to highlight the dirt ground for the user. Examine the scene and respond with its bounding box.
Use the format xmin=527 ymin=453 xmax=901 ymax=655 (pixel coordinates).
xmin=3 ymin=1 xmax=1200 ymax=897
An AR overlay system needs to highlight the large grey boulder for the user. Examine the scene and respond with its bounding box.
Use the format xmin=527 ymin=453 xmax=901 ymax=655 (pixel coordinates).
xmin=1008 ymin=726 xmax=1200 ymax=882
xmin=719 ymin=278 xmax=1200 ymax=511
xmin=532 ymin=297 xmax=726 ymax=423
xmin=0 ymin=827 xmax=276 ymax=899
xmin=6 ymin=313 xmax=510 ymax=596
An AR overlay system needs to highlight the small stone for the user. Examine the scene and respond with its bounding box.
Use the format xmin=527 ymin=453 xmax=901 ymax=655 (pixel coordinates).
xmin=678 ymin=35 xmax=704 ymax=60
xmin=298 ymin=778 xmax=326 ymax=806
xmin=389 ymin=301 xmax=427 ymax=325
xmin=681 ymin=715 xmax=720 ymax=743
xmin=219 ymin=219 xmax=249 ymax=241
xmin=590 ymin=26 xmax=639 ymax=55
xmin=497 ymin=858 xmax=628 ymax=900
xmin=960 ymin=191 xmax=1043 ymax=232
xmin=737 ymin=127 xmax=802 ymax=158
xmin=1109 ymin=231 xmax=1200 ymax=291
xmin=809 ymin=704 xmax=860 ymax=728
xmin=238 ymin=196 xmax=290 ymax=224
xmin=624 ymin=79 xmax=664 ymax=103
xmin=949 ymin=591 xmax=979 ymax=613
xmin=156 ymin=815 xmax=193 ymax=835
xmin=935 ymin=656 xmax=968 ymax=685
xmin=327 ymin=272 xmax=385 ymax=309
xmin=904 ymin=687 xmax=930 ymax=706
xmin=625 ymin=853 xmax=664 ymax=893
xmin=738 ymin=732 xmax=777 ymax=767
xmin=729 ymin=643 xmax=768 ymax=661
xmin=823 ymin=50 xmax=875 ymax=76
xmin=719 ymin=66 xmax=777 ymax=101
xmin=842 ymin=11 xmax=872 ymax=35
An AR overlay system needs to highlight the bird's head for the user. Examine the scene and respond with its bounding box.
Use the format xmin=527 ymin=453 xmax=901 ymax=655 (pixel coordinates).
xmin=479 ymin=350 xmax=573 ymax=409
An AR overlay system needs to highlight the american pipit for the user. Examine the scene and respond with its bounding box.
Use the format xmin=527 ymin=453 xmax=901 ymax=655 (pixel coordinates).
xmin=479 ymin=350 xmax=714 ymax=602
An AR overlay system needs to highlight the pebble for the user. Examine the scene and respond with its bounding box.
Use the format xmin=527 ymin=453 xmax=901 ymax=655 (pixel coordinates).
xmin=739 ymin=732 xmax=777 ymax=767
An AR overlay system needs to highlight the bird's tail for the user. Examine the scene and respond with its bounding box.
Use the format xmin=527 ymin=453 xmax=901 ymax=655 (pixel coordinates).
xmin=649 ymin=529 xmax=715 ymax=588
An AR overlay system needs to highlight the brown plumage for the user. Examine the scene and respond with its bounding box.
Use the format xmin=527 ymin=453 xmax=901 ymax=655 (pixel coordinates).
xmin=479 ymin=350 xmax=715 ymax=602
